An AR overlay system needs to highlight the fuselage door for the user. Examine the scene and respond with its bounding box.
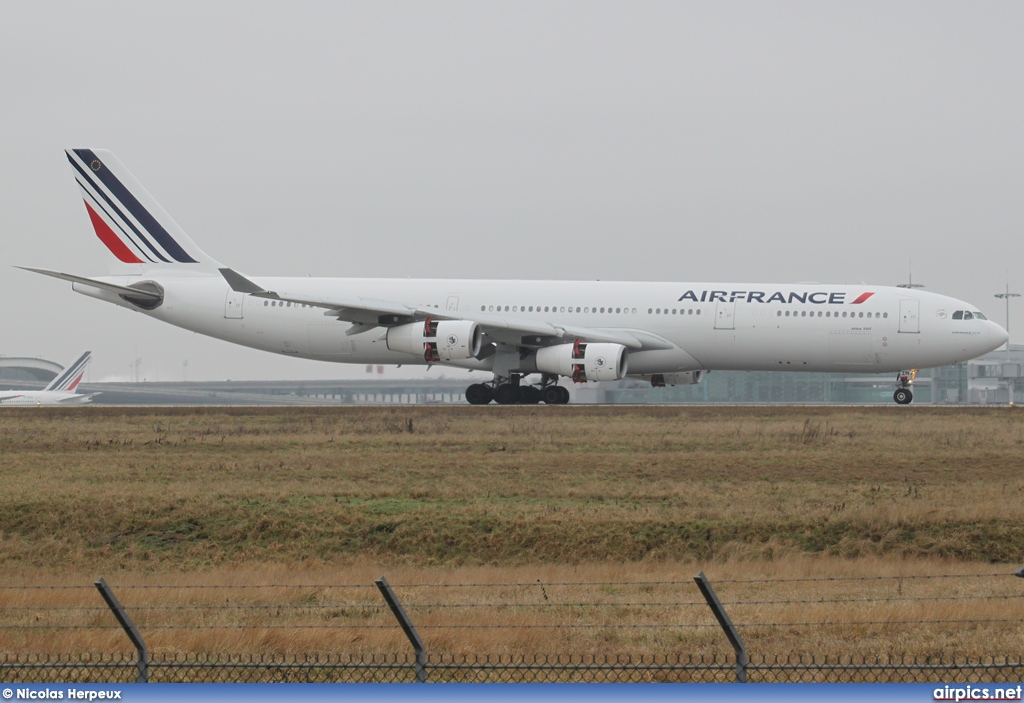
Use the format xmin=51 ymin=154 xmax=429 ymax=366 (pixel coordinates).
xmin=446 ymin=295 xmax=460 ymax=312
xmin=899 ymin=299 xmax=919 ymax=333
xmin=224 ymin=290 xmax=244 ymax=319
xmin=714 ymin=300 xmax=736 ymax=330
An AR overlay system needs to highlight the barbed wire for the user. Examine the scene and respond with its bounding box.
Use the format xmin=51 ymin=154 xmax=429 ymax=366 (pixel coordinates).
xmin=2 ymin=623 xmax=720 ymax=631
xmin=720 ymin=594 xmax=1024 ymax=606
xmin=3 ymin=594 xmax=1023 ymax=613
xmin=715 ymin=573 xmax=1015 ymax=584
xmin=736 ymin=618 xmax=1024 ymax=628
xmin=4 ymin=617 xmax=1022 ymax=632
xmin=1 ymin=572 xmax=1016 ymax=591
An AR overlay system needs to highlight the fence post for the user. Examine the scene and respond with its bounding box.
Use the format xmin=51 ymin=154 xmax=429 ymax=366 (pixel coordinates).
xmin=94 ymin=577 xmax=148 ymax=683
xmin=694 ymin=571 xmax=747 ymax=682
xmin=375 ymin=575 xmax=426 ymax=682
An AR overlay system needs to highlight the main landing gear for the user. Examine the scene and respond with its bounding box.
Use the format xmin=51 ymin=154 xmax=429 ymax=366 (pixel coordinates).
xmin=465 ymin=373 xmax=570 ymax=405
xmin=893 ymin=369 xmax=916 ymax=405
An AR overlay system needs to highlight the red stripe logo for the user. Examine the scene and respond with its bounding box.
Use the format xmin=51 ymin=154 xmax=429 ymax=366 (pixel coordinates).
xmin=66 ymin=373 xmax=84 ymax=392
xmin=851 ymin=292 xmax=875 ymax=304
xmin=84 ymin=201 xmax=143 ymax=263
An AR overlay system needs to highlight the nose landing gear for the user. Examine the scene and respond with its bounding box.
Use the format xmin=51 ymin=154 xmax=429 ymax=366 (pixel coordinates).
xmin=893 ymin=369 xmax=916 ymax=405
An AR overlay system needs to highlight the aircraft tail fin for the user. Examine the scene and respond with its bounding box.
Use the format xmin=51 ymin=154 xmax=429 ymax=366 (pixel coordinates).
xmin=44 ymin=351 xmax=92 ymax=392
xmin=65 ymin=149 xmax=222 ymax=272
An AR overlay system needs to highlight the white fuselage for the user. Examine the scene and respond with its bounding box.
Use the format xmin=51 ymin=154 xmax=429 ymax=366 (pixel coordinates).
xmin=0 ymin=390 xmax=92 ymax=406
xmin=74 ymin=275 xmax=1008 ymax=375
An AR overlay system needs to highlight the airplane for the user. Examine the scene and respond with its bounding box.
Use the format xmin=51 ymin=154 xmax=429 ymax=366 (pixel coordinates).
xmin=19 ymin=149 xmax=1009 ymax=405
xmin=0 ymin=351 xmax=96 ymax=406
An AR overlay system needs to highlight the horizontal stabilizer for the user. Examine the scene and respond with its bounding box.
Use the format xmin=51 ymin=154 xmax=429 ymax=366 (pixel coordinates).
xmin=16 ymin=267 xmax=162 ymax=300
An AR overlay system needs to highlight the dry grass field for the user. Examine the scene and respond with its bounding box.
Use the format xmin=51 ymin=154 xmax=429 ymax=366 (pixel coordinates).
xmin=1 ymin=405 xmax=1023 ymax=660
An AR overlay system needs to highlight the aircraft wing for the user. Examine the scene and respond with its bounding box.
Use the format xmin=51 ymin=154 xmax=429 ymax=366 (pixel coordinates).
xmin=220 ymin=269 xmax=674 ymax=350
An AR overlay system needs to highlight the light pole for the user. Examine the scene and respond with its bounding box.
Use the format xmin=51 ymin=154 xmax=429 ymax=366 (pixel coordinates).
xmin=897 ymin=261 xmax=925 ymax=290
xmin=994 ymin=284 xmax=1019 ymax=351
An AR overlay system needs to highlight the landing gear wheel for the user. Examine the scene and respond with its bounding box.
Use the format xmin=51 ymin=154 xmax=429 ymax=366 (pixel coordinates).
xmin=520 ymin=386 xmax=542 ymax=404
xmin=465 ymin=383 xmax=493 ymax=405
xmin=494 ymin=384 xmax=522 ymax=405
xmin=893 ymin=388 xmax=913 ymax=405
xmin=555 ymin=386 xmax=571 ymax=405
xmin=541 ymin=386 xmax=563 ymax=405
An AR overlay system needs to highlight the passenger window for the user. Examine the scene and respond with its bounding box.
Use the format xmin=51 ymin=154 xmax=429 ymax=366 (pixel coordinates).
xmin=952 ymin=311 xmax=963 ymax=320
xmin=695 ymin=309 xmax=699 ymax=315
xmin=801 ymin=311 xmax=806 ymax=317
xmin=818 ymin=311 xmax=822 ymax=317
xmin=263 ymin=301 xmax=268 ymax=306
xmin=883 ymin=312 xmax=888 ymax=318
xmin=777 ymin=311 xmax=782 ymax=317
xmin=616 ymin=307 xmax=621 ymax=313
xmin=785 ymin=311 xmax=790 ymax=317
xmin=858 ymin=312 xmax=863 ymax=318
xmin=842 ymin=312 xmax=847 ymax=317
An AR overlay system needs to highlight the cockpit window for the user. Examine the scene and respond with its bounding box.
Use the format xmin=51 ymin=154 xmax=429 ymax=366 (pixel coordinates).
xmin=952 ymin=311 xmax=963 ymax=320
xmin=963 ymin=311 xmax=974 ymax=320
xmin=973 ymin=311 xmax=987 ymax=320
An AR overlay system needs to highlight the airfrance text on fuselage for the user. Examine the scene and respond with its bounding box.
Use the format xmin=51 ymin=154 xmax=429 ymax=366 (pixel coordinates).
xmin=678 ymin=291 xmax=874 ymax=305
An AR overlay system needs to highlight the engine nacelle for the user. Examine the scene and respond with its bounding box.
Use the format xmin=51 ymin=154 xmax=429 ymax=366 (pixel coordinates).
xmin=650 ymin=371 xmax=705 ymax=387
xmin=386 ymin=318 xmax=483 ymax=362
xmin=535 ymin=341 xmax=628 ymax=383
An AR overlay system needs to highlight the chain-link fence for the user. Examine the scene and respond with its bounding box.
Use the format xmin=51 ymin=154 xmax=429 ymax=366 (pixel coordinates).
xmin=3 ymin=570 xmax=1022 ymax=683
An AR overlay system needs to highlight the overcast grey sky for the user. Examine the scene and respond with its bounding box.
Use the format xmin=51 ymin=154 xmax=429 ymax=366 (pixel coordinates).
xmin=2 ymin=1 xmax=1023 ymax=382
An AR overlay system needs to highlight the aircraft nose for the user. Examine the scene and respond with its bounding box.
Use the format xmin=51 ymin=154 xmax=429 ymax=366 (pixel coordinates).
xmin=988 ymin=321 xmax=1010 ymax=351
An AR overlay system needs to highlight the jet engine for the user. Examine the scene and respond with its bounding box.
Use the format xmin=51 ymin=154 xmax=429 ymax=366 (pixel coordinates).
xmin=386 ymin=318 xmax=483 ymax=362
xmin=535 ymin=341 xmax=628 ymax=383
xmin=649 ymin=371 xmax=705 ymax=387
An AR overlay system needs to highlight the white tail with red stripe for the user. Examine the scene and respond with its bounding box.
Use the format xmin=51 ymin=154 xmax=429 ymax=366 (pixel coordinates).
xmin=43 ymin=351 xmax=91 ymax=392
xmin=66 ymin=149 xmax=222 ymax=272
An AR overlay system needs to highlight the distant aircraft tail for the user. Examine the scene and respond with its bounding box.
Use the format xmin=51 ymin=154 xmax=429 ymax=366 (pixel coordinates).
xmin=65 ymin=149 xmax=222 ymax=272
xmin=44 ymin=351 xmax=92 ymax=392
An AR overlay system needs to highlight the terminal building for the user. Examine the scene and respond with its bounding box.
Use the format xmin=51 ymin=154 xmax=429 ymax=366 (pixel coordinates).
xmin=3 ymin=346 xmax=1022 ymax=405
